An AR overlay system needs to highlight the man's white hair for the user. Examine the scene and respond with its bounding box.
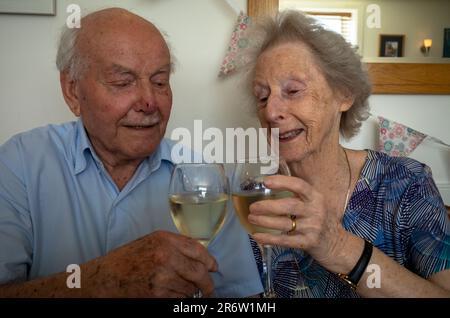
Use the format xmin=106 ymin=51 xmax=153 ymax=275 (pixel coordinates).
xmin=55 ymin=26 xmax=87 ymax=80
xmin=55 ymin=23 xmax=176 ymax=80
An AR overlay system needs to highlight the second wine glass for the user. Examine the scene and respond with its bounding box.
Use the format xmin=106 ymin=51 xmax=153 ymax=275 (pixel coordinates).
xmin=231 ymin=157 xmax=292 ymax=298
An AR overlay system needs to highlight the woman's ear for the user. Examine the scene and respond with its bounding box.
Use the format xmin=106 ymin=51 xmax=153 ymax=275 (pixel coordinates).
xmin=60 ymin=72 xmax=81 ymax=117
xmin=340 ymin=95 xmax=355 ymax=112
xmin=338 ymin=88 xmax=355 ymax=112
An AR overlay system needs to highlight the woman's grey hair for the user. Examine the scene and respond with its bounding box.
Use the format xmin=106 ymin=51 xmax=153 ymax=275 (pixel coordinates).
xmin=242 ymin=10 xmax=371 ymax=139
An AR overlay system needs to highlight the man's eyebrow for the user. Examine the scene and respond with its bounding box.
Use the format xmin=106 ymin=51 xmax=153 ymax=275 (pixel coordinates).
xmin=105 ymin=64 xmax=135 ymax=75
xmin=151 ymin=64 xmax=172 ymax=77
xmin=104 ymin=63 xmax=172 ymax=77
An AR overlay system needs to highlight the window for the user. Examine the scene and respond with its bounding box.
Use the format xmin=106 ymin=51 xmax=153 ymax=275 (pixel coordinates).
xmin=279 ymin=1 xmax=360 ymax=50
xmin=304 ymin=11 xmax=357 ymax=47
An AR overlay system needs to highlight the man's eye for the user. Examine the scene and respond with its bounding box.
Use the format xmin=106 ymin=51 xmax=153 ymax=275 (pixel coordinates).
xmin=154 ymin=81 xmax=167 ymax=88
xmin=111 ymin=81 xmax=133 ymax=88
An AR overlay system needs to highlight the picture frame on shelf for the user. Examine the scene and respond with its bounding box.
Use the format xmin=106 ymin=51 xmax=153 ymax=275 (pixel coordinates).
xmin=379 ymin=34 xmax=404 ymax=57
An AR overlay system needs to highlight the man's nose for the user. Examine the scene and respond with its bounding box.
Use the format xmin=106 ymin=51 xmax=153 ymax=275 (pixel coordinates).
xmin=133 ymin=81 xmax=157 ymax=113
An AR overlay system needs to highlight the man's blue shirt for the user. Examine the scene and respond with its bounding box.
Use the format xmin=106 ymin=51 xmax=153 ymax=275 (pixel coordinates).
xmin=0 ymin=119 xmax=262 ymax=297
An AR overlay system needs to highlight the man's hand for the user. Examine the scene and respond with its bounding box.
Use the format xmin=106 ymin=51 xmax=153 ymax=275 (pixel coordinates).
xmin=0 ymin=231 xmax=218 ymax=298
xmin=84 ymin=230 xmax=218 ymax=297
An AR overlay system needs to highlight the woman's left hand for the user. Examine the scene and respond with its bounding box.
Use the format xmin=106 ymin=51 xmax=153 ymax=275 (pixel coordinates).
xmin=248 ymin=174 xmax=351 ymax=269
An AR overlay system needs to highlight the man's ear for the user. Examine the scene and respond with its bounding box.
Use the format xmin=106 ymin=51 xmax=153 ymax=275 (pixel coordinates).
xmin=60 ymin=72 xmax=81 ymax=117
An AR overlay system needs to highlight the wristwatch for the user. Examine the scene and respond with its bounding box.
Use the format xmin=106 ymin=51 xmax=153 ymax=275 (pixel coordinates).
xmin=337 ymin=239 xmax=373 ymax=290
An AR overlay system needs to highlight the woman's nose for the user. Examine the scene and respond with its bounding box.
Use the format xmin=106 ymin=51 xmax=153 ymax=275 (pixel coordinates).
xmin=264 ymin=95 xmax=286 ymax=123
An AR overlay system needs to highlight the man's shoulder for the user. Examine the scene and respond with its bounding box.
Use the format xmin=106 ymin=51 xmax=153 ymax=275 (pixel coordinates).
xmin=0 ymin=122 xmax=77 ymax=169
xmin=1 ymin=121 xmax=76 ymax=147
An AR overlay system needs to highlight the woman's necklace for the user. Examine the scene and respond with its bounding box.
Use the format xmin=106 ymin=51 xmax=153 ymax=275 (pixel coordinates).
xmin=342 ymin=147 xmax=352 ymax=213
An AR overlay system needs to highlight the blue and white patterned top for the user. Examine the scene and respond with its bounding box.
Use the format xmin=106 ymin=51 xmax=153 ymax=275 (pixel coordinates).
xmin=252 ymin=150 xmax=450 ymax=297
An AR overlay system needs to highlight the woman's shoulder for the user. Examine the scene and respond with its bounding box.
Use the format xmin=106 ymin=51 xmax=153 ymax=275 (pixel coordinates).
xmin=362 ymin=149 xmax=432 ymax=182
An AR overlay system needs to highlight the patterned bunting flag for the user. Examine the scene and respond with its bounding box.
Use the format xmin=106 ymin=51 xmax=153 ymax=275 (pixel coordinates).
xmin=377 ymin=116 xmax=427 ymax=157
xmin=219 ymin=11 xmax=251 ymax=77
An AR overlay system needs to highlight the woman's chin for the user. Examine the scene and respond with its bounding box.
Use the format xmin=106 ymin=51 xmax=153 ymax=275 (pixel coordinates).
xmin=279 ymin=151 xmax=305 ymax=164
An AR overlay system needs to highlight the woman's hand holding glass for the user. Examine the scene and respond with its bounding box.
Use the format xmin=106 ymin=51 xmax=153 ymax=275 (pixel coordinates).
xmin=248 ymin=174 xmax=350 ymax=272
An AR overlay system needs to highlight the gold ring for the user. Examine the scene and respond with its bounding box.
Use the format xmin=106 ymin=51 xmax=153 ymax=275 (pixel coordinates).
xmin=288 ymin=215 xmax=297 ymax=234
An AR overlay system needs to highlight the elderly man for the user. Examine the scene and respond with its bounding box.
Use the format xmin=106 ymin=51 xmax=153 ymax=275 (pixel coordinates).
xmin=0 ymin=8 xmax=262 ymax=297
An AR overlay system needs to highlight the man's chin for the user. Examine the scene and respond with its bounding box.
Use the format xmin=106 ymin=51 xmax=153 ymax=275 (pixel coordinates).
xmin=125 ymin=140 xmax=162 ymax=160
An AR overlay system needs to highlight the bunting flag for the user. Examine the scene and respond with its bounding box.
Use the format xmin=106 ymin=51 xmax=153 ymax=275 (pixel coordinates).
xmin=219 ymin=11 xmax=251 ymax=77
xmin=377 ymin=116 xmax=449 ymax=157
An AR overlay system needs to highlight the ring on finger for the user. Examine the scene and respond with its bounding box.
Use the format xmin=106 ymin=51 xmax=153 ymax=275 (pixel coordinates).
xmin=288 ymin=215 xmax=297 ymax=234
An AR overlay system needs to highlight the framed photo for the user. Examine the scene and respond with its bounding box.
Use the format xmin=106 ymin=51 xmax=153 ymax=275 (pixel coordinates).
xmin=0 ymin=0 xmax=56 ymax=16
xmin=444 ymin=28 xmax=450 ymax=58
xmin=379 ymin=34 xmax=404 ymax=57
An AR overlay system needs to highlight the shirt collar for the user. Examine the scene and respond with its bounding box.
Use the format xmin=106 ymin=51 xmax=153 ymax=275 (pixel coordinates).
xmin=72 ymin=118 xmax=175 ymax=175
xmin=143 ymin=137 xmax=175 ymax=175
xmin=72 ymin=119 xmax=104 ymax=174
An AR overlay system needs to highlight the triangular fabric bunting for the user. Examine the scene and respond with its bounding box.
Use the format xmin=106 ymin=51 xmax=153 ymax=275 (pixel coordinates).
xmin=219 ymin=11 xmax=251 ymax=77
xmin=377 ymin=116 xmax=427 ymax=157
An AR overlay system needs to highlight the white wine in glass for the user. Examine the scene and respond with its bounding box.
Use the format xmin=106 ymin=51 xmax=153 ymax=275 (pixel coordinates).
xmin=169 ymin=192 xmax=228 ymax=247
xmin=232 ymin=190 xmax=293 ymax=235
xmin=168 ymin=163 xmax=229 ymax=297
xmin=231 ymin=157 xmax=292 ymax=298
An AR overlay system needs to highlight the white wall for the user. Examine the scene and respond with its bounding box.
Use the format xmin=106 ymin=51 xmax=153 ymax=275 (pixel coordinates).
xmin=0 ymin=0 xmax=449 ymax=203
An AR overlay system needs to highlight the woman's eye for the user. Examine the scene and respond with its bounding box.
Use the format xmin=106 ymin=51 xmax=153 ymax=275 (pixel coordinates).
xmin=258 ymin=96 xmax=268 ymax=105
xmin=285 ymin=88 xmax=300 ymax=96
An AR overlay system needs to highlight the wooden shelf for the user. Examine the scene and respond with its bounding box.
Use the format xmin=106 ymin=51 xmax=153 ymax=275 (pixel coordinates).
xmin=366 ymin=63 xmax=450 ymax=94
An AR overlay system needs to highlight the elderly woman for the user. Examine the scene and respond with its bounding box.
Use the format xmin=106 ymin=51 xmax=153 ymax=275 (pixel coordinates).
xmin=244 ymin=10 xmax=450 ymax=297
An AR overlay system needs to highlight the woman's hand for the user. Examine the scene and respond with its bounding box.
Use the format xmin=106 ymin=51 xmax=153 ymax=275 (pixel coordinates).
xmin=248 ymin=175 xmax=351 ymax=270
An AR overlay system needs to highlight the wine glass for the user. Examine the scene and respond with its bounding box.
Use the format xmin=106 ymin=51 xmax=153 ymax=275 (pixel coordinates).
xmin=231 ymin=156 xmax=292 ymax=298
xmin=168 ymin=163 xmax=229 ymax=297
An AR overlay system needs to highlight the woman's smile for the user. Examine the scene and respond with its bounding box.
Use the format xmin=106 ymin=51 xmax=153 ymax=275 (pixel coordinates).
xmin=278 ymin=128 xmax=304 ymax=143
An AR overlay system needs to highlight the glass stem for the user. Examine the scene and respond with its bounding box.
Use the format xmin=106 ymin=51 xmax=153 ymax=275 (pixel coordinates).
xmin=261 ymin=244 xmax=276 ymax=298
xmin=193 ymin=289 xmax=203 ymax=298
